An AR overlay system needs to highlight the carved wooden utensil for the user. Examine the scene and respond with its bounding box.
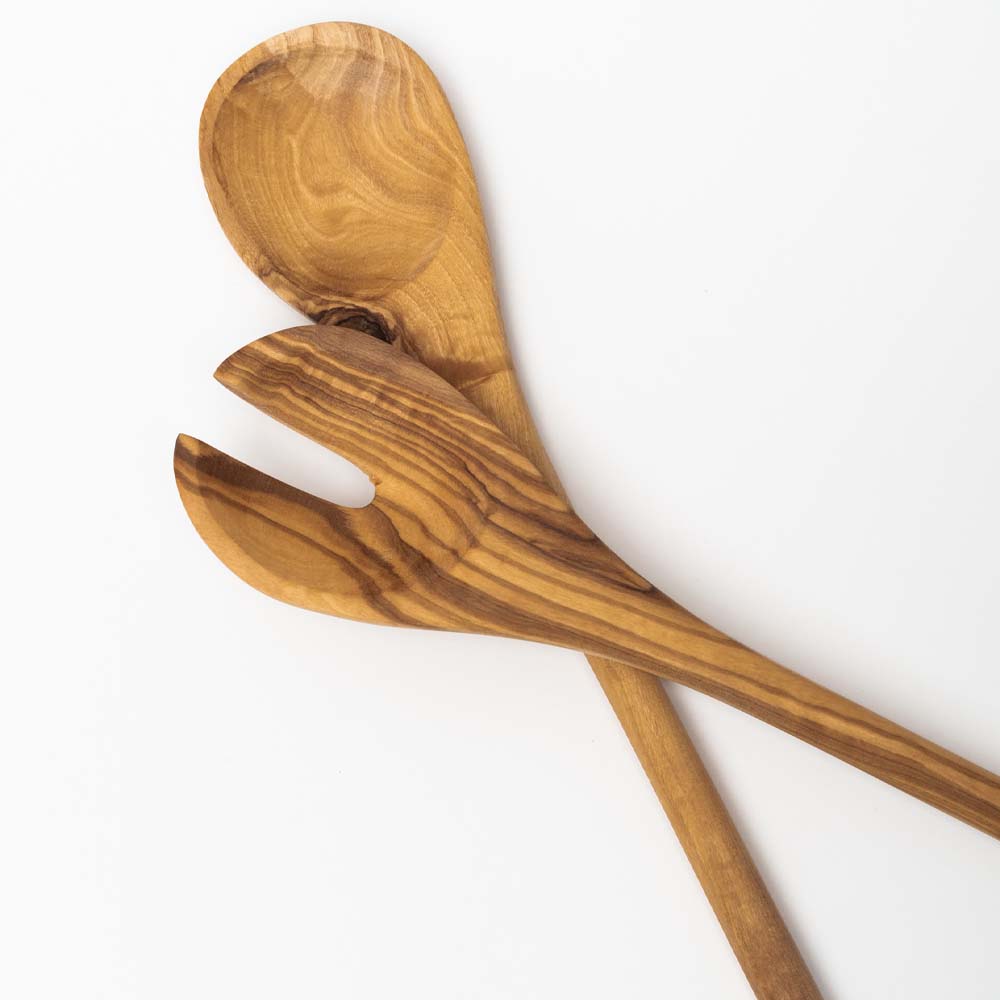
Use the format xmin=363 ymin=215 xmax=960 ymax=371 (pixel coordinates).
xmin=175 ymin=325 xmax=1000 ymax=846
xmin=199 ymin=22 xmax=819 ymax=997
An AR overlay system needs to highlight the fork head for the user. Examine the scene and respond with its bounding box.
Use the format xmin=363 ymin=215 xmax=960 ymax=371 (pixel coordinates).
xmin=174 ymin=326 xmax=639 ymax=637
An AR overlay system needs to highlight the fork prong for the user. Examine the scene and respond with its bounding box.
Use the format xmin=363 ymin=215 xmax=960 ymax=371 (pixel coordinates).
xmin=212 ymin=325 xmax=539 ymax=495
xmin=173 ymin=433 xmax=411 ymax=625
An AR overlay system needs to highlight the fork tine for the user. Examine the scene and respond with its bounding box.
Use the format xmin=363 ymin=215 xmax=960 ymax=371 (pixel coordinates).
xmin=173 ymin=433 xmax=417 ymax=626
xmin=213 ymin=325 xmax=547 ymax=508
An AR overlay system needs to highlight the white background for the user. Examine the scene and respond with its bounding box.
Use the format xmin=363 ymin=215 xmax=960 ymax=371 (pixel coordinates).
xmin=3 ymin=2 xmax=999 ymax=997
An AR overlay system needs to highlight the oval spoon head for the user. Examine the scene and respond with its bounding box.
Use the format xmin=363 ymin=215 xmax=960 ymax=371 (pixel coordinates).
xmin=201 ymin=22 xmax=515 ymax=402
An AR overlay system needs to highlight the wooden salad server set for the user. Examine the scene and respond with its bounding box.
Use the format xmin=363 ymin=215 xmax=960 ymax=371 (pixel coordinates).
xmin=181 ymin=22 xmax=997 ymax=998
xmin=193 ymin=24 xmax=820 ymax=998
xmin=197 ymin=23 xmax=818 ymax=998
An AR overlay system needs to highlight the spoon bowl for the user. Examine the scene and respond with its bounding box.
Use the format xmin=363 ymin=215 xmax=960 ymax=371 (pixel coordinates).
xmin=201 ymin=23 xmax=509 ymax=390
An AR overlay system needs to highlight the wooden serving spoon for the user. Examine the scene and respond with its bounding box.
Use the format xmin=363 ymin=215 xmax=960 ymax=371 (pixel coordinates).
xmin=199 ymin=22 xmax=820 ymax=997
xmin=175 ymin=324 xmax=1000 ymax=846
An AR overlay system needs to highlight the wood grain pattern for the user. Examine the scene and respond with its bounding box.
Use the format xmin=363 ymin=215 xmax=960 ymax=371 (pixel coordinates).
xmin=200 ymin=23 xmax=823 ymax=998
xmin=175 ymin=324 xmax=1000 ymax=843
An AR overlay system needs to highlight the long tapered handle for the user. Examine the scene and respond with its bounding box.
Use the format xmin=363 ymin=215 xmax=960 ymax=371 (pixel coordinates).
xmin=573 ymin=602 xmax=1000 ymax=839
xmin=591 ymin=658 xmax=822 ymax=999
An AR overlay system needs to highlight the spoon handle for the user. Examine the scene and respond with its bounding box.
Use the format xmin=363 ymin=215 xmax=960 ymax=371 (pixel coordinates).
xmin=592 ymin=660 xmax=822 ymax=999
xmin=475 ymin=375 xmax=822 ymax=999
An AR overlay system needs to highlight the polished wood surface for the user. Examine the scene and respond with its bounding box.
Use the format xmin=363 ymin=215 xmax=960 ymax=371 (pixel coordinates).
xmin=175 ymin=324 xmax=1000 ymax=841
xmin=200 ymin=22 xmax=820 ymax=996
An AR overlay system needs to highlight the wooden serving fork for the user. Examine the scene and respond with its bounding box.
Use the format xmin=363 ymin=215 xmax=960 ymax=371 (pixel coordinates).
xmin=175 ymin=324 xmax=1000 ymax=839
